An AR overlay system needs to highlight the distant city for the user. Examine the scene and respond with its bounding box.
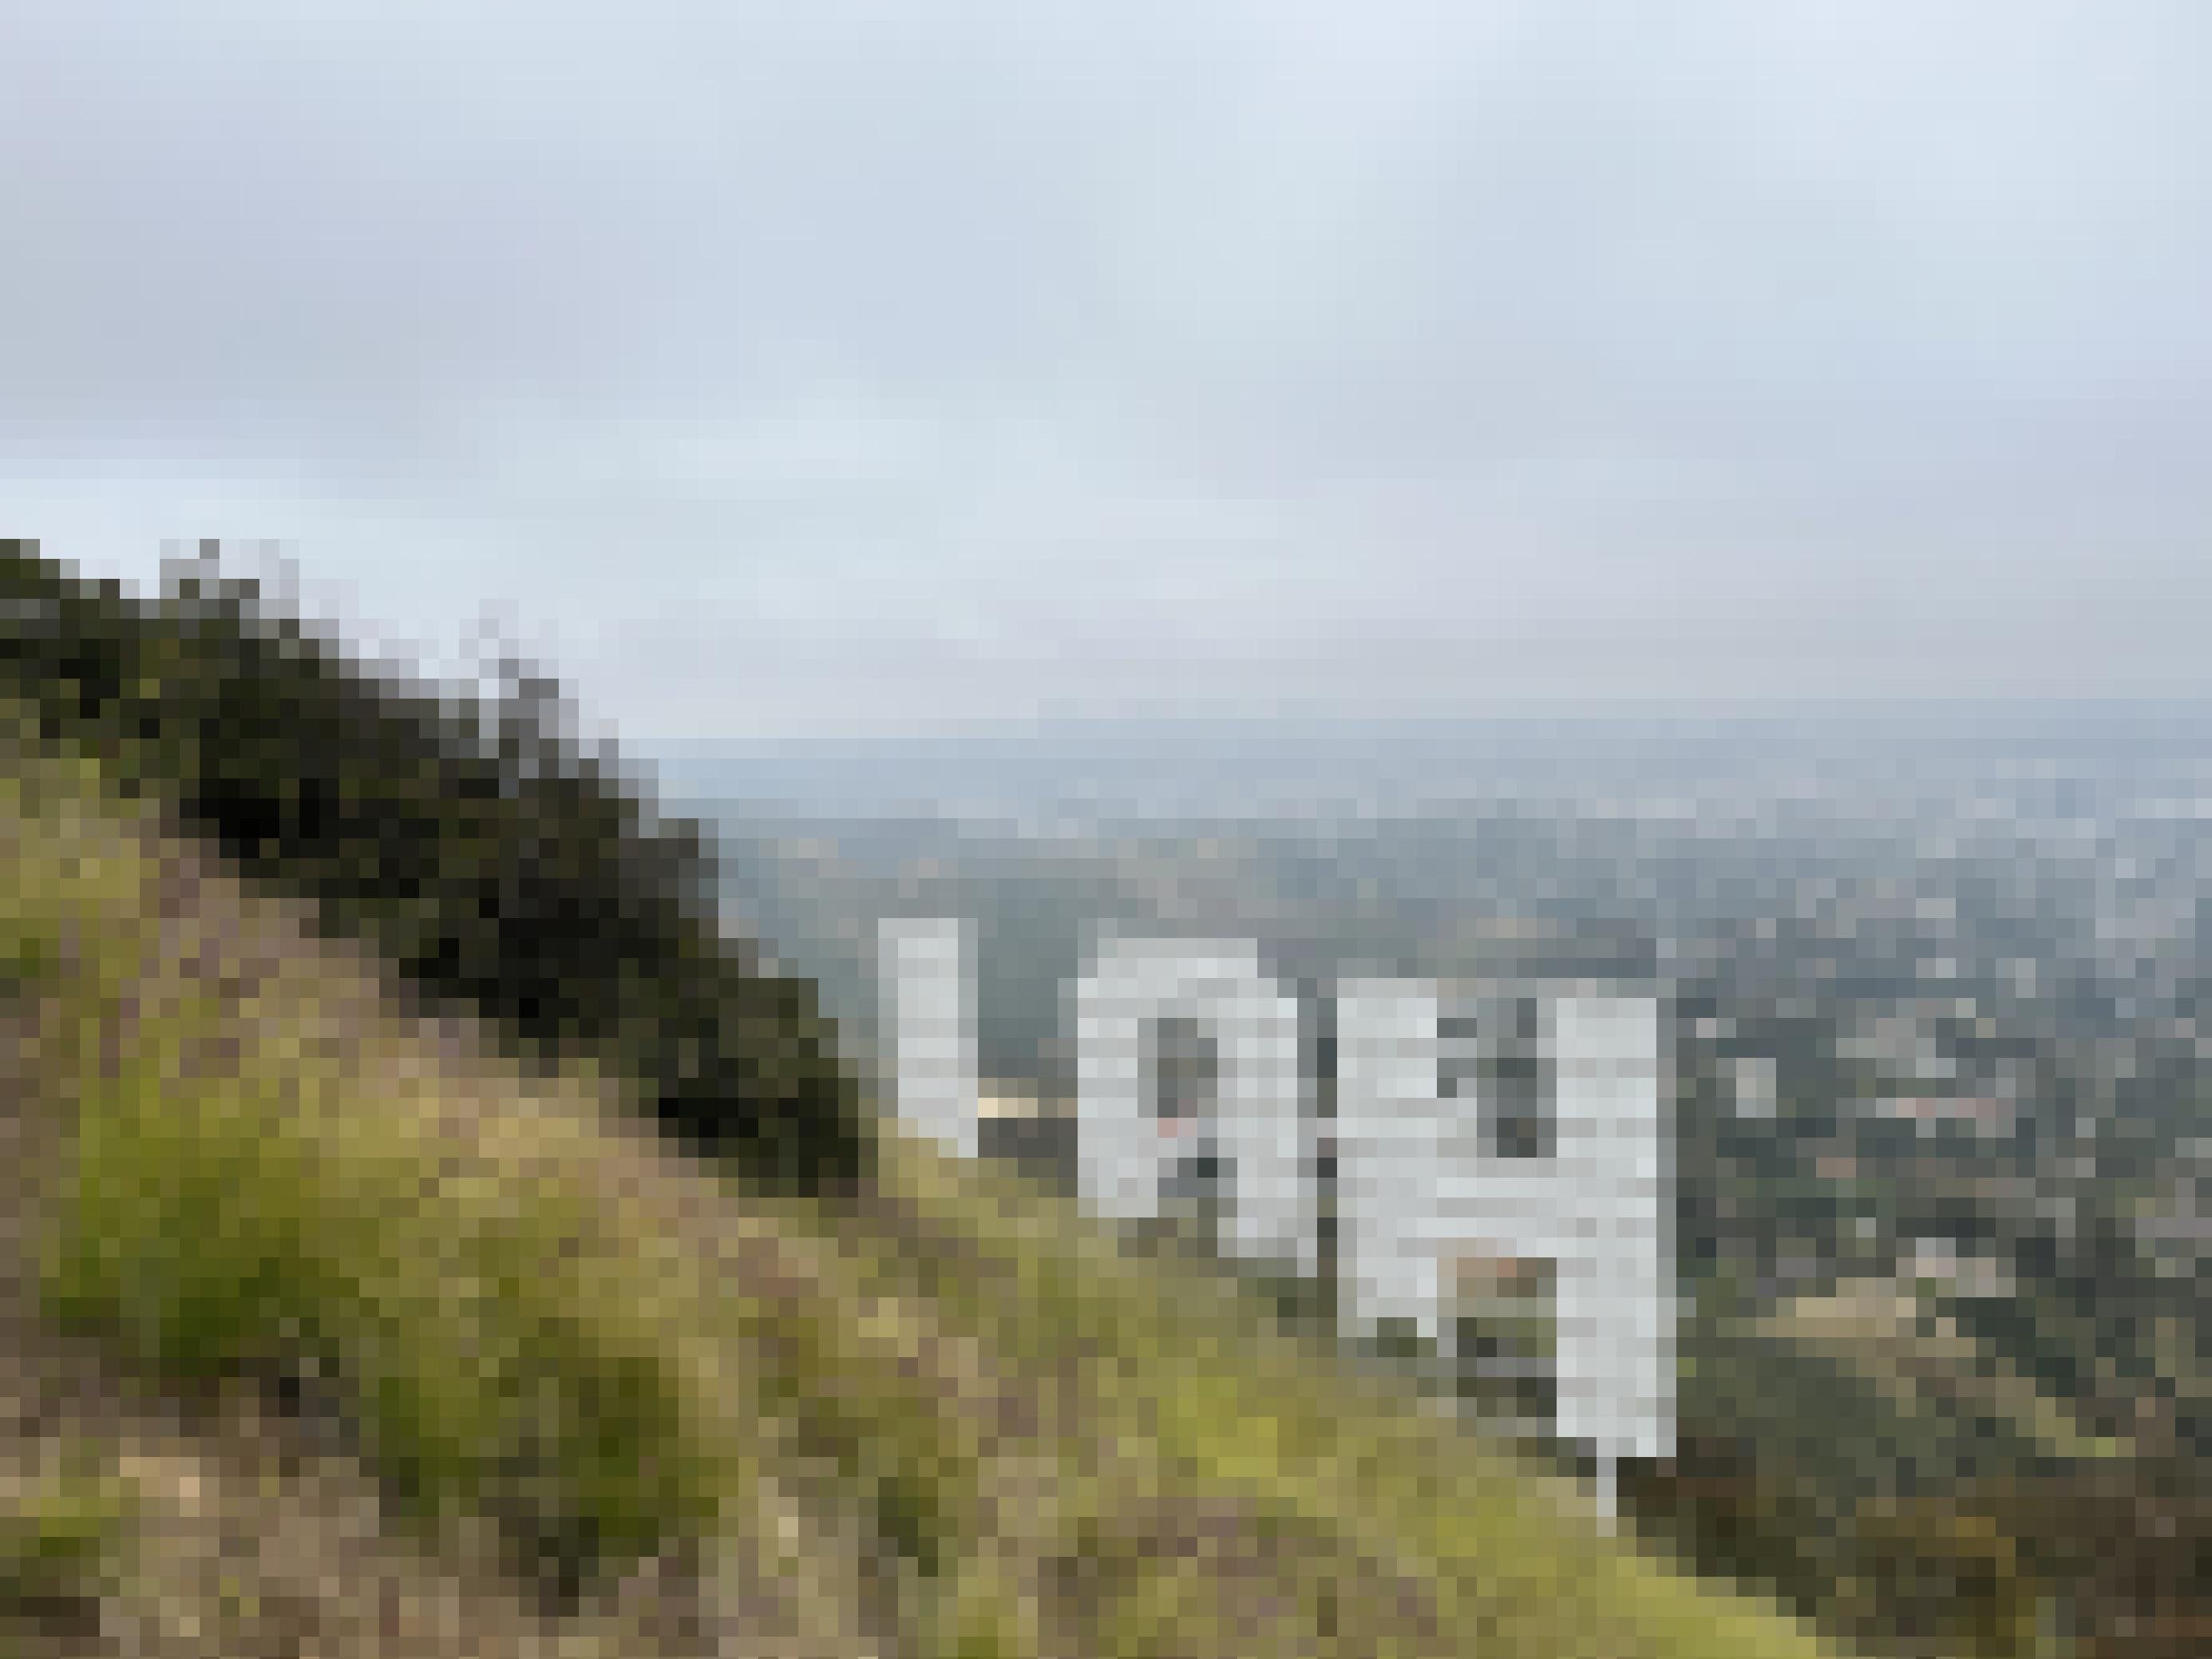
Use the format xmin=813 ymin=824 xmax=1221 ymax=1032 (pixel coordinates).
xmin=660 ymin=705 xmax=2212 ymax=1648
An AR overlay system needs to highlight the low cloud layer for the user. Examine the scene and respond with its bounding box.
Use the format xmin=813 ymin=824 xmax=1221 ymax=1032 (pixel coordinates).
xmin=6 ymin=3 xmax=2208 ymax=741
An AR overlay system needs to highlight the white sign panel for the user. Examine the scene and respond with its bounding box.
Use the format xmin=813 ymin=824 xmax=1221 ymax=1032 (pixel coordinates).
xmin=1073 ymin=932 xmax=1313 ymax=1277
xmin=878 ymin=917 xmax=979 ymax=1159
xmin=1336 ymin=984 xmax=1672 ymax=1463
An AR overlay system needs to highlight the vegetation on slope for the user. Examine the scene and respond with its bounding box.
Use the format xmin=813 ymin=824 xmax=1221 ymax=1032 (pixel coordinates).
xmin=0 ymin=540 xmax=868 ymax=1190
xmin=0 ymin=692 xmax=1861 ymax=1655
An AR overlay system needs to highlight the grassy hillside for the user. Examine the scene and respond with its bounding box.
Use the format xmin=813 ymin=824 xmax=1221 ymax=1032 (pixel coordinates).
xmin=0 ymin=699 xmax=1864 ymax=1654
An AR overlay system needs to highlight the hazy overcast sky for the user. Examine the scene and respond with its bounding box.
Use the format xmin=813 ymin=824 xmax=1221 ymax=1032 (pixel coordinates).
xmin=5 ymin=3 xmax=2207 ymax=743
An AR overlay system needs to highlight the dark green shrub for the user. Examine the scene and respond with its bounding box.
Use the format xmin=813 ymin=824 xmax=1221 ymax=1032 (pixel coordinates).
xmin=0 ymin=540 xmax=871 ymax=1190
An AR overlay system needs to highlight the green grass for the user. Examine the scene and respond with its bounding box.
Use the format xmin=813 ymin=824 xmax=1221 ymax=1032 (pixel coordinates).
xmin=0 ymin=1446 xmax=141 ymax=1622
xmin=0 ymin=703 xmax=1862 ymax=1657
xmin=42 ymin=1012 xmax=727 ymax=1575
xmin=775 ymin=1135 xmax=1853 ymax=1659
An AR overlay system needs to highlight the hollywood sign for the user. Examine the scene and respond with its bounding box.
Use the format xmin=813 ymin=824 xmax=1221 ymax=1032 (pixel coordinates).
xmin=880 ymin=920 xmax=1673 ymax=1468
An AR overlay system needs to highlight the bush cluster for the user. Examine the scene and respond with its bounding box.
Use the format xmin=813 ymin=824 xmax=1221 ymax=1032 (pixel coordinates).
xmin=0 ymin=540 xmax=871 ymax=1190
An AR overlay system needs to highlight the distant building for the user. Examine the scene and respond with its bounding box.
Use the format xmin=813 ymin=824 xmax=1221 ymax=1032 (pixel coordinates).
xmin=1729 ymin=1056 xmax=1777 ymax=1119
xmin=1901 ymin=1237 xmax=2014 ymax=1300
xmin=1870 ymin=1094 xmax=2015 ymax=1137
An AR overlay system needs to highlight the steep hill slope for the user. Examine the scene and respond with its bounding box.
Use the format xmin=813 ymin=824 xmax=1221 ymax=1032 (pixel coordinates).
xmin=0 ymin=705 xmax=1859 ymax=1657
